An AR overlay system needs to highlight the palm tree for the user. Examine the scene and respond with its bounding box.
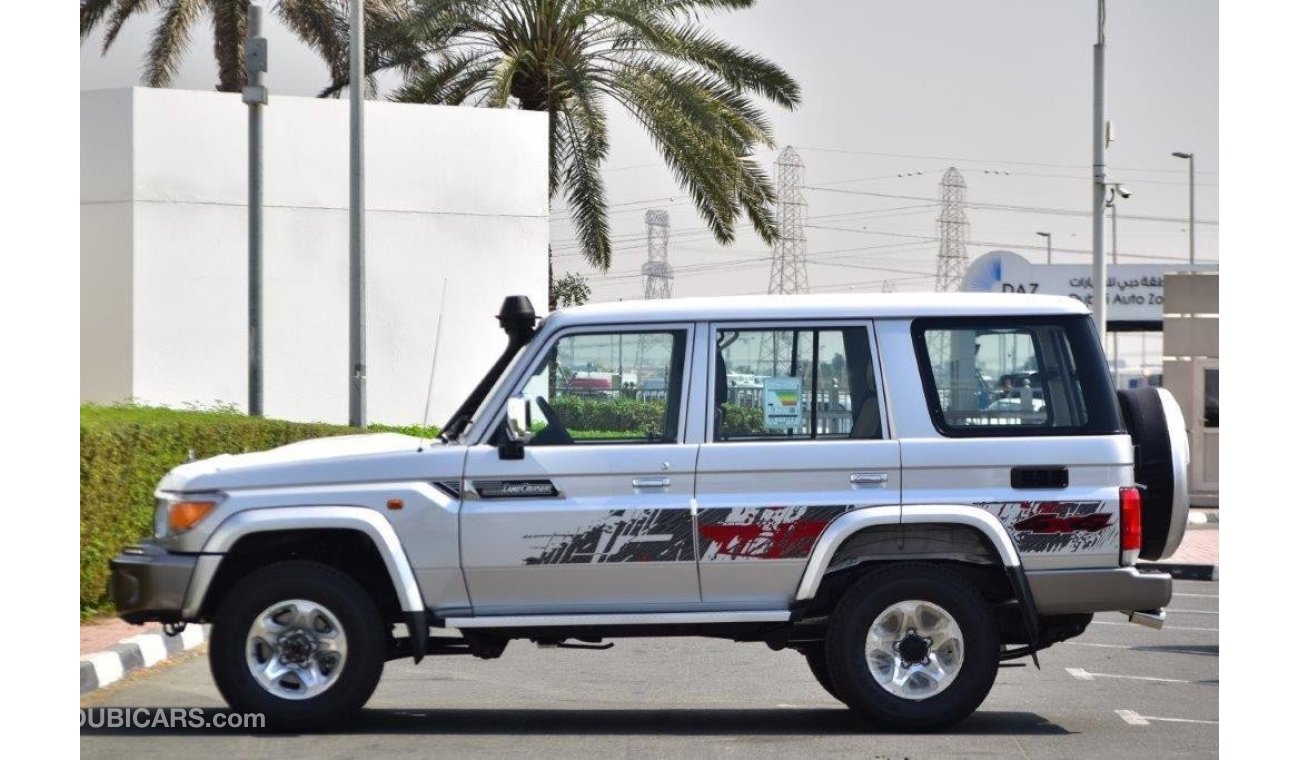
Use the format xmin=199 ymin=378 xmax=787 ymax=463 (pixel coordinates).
xmin=387 ymin=0 xmax=801 ymax=285
xmin=80 ymin=1 xmax=424 ymax=95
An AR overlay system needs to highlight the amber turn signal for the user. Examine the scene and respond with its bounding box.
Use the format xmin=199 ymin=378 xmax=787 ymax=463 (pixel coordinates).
xmin=168 ymin=500 xmax=217 ymax=533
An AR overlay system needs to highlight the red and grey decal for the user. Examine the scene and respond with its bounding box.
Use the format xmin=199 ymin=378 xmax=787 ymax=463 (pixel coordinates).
xmin=698 ymin=506 xmax=850 ymax=561
xmin=979 ymin=500 xmax=1116 ymax=554
xmin=521 ymin=505 xmax=850 ymax=565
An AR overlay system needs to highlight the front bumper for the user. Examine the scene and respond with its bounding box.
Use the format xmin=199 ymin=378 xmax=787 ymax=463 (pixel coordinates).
xmin=1026 ymin=566 xmax=1173 ymax=616
xmin=109 ymin=543 xmax=198 ymax=624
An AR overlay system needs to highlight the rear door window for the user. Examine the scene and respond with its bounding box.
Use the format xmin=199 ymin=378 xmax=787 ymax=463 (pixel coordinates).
xmin=912 ymin=315 xmax=1122 ymax=436
xmin=712 ymin=325 xmax=882 ymax=441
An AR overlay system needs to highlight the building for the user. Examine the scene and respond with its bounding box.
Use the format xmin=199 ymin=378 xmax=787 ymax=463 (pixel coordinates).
xmin=1162 ymin=272 xmax=1219 ymax=507
xmin=81 ymin=88 xmax=548 ymax=425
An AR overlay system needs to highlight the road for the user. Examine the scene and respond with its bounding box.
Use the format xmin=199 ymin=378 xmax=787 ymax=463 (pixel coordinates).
xmin=81 ymin=579 xmax=1218 ymax=758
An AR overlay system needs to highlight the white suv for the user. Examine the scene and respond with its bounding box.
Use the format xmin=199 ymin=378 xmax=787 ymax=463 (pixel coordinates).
xmin=110 ymin=293 xmax=1187 ymax=731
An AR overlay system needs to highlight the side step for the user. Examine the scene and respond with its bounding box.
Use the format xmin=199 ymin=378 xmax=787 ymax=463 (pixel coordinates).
xmin=443 ymin=610 xmax=791 ymax=629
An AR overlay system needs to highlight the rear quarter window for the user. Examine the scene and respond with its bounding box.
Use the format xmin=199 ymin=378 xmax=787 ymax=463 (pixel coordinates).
xmin=911 ymin=315 xmax=1123 ymax=437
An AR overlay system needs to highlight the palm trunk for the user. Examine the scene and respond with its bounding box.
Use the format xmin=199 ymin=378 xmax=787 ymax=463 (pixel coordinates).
xmin=213 ymin=0 xmax=249 ymax=92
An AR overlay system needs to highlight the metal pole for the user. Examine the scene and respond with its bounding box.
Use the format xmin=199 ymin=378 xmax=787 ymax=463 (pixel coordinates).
xmin=1046 ymin=234 xmax=1052 ymax=265
xmin=1188 ymin=153 xmax=1196 ymax=265
xmin=348 ymin=0 xmax=367 ymax=427
xmin=1091 ymin=1 xmax=1108 ymax=344
xmin=1111 ymin=199 xmax=1118 ymax=265
xmin=243 ymin=3 xmax=268 ymax=417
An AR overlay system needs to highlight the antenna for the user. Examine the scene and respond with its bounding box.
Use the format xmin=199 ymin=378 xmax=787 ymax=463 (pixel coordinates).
xmin=418 ymin=279 xmax=450 ymax=452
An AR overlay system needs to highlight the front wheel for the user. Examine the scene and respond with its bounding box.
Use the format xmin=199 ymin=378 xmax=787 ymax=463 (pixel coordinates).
xmin=825 ymin=563 xmax=999 ymax=731
xmin=209 ymin=561 xmax=386 ymax=730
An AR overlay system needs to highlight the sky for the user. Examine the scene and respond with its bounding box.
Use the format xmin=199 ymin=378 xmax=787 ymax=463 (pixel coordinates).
xmin=81 ymin=0 xmax=1218 ymax=307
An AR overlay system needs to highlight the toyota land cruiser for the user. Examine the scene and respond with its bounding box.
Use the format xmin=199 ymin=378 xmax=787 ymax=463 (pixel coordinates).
xmin=110 ymin=293 xmax=1187 ymax=731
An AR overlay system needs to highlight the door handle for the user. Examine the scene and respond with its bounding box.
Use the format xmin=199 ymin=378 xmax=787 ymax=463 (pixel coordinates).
xmin=632 ymin=476 xmax=671 ymax=489
xmin=850 ymin=472 xmax=889 ymax=485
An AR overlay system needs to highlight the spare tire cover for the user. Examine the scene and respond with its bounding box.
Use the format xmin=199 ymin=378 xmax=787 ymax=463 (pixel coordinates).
xmin=1116 ymin=387 xmax=1190 ymax=560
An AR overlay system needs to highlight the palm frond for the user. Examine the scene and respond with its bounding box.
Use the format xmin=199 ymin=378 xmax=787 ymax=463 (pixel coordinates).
xmin=99 ymin=0 xmax=157 ymax=54
xmin=556 ymin=109 xmax=613 ymax=270
xmin=143 ymin=0 xmax=203 ymax=88
xmin=390 ymin=50 xmax=497 ymax=104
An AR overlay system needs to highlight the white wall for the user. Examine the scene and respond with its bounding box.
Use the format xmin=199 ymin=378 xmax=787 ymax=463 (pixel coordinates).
xmin=81 ymin=88 xmax=549 ymax=425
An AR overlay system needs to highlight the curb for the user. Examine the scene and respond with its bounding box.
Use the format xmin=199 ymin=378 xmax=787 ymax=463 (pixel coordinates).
xmin=1136 ymin=562 xmax=1218 ymax=582
xmin=80 ymin=625 xmax=208 ymax=695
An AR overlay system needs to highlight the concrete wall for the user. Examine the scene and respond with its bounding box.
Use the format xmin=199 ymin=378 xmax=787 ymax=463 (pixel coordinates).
xmin=81 ymin=88 xmax=549 ymax=425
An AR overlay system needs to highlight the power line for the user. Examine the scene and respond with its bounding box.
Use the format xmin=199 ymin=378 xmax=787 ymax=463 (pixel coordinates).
xmin=796 ymin=145 xmax=1218 ymax=176
xmin=802 ymin=185 xmax=1220 ymax=226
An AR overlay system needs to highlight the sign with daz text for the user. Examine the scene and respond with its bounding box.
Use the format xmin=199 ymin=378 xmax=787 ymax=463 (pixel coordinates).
xmin=961 ymin=251 xmax=1217 ymax=325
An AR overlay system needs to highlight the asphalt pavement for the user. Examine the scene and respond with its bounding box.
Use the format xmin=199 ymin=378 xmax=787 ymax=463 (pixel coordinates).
xmin=81 ymin=579 xmax=1218 ymax=758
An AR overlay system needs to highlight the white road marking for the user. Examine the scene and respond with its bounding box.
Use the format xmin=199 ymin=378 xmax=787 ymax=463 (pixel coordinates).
xmin=1067 ymin=668 xmax=1204 ymax=685
xmin=1115 ymin=709 xmax=1217 ymax=726
xmin=1172 ymin=592 xmax=1218 ymax=598
xmin=1064 ymin=641 xmax=1216 ymax=656
xmin=1093 ymin=620 xmax=1218 ymax=632
xmin=1166 ymin=609 xmax=1218 ymax=615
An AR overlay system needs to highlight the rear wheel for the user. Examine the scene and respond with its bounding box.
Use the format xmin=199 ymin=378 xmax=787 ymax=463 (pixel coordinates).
xmin=803 ymin=646 xmax=844 ymax=703
xmin=209 ymin=561 xmax=386 ymax=730
xmin=825 ymin=563 xmax=999 ymax=731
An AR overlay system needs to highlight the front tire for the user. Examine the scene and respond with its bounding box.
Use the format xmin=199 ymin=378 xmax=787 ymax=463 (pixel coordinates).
xmin=825 ymin=563 xmax=999 ymax=731
xmin=209 ymin=561 xmax=386 ymax=730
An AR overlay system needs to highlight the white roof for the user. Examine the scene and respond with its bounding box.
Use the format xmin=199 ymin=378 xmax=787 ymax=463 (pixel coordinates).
xmin=548 ymin=293 xmax=1089 ymax=327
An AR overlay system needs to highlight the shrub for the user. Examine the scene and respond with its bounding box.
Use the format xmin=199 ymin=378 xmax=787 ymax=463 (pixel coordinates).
xmin=79 ymin=404 xmax=434 ymax=617
xmin=548 ymin=396 xmax=766 ymax=437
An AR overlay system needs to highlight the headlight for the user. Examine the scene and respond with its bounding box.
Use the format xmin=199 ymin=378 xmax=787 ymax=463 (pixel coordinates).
xmin=154 ymin=492 xmax=224 ymax=537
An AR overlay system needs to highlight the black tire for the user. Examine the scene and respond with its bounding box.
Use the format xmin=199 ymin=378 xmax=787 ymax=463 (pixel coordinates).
xmin=825 ymin=563 xmax=999 ymax=732
xmin=1116 ymin=387 xmax=1185 ymax=560
xmin=209 ymin=560 xmax=386 ymax=730
xmin=803 ymin=646 xmax=844 ymax=703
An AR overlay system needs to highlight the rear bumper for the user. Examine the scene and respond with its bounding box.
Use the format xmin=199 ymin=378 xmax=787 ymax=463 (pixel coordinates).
xmin=1026 ymin=566 xmax=1172 ymax=615
xmin=109 ymin=543 xmax=198 ymax=624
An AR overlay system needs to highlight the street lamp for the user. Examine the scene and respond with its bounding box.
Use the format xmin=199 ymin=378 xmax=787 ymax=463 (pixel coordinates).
xmin=1172 ymin=151 xmax=1195 ymax=265
xmin=1035 ymin=231 xmax=1052 ymax=264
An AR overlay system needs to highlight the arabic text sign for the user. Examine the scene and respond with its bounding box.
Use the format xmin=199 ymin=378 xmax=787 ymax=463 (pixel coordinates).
xmin=962 ymin=251 xmax=1217 ymax=323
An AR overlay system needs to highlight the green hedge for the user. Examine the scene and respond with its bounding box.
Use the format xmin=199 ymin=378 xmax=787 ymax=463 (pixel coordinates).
xmin=549 ymin=396 xmax=766 ymax=436
xmin=79 ymin=404 xmax=436 ymax=618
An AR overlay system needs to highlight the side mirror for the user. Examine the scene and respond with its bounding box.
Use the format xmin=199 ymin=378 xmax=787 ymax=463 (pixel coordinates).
xmin=499 ymin=396 xmax=532 ymax=460
xmin=505 ymin=396 xmax=534 ymax=444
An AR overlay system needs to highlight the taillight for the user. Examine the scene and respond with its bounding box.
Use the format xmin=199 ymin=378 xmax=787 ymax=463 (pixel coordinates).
xmin=1120 ymin=486 xmax=1142 ymax=565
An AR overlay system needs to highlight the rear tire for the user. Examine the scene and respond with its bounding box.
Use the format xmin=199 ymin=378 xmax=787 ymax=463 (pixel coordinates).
xmin=804 ymin=646 xmax=844 ymax=703
xmin=825 ymin=563 xmax=999 ymax=731
xmin=209 ymin=561 xmax=386 ymax=730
